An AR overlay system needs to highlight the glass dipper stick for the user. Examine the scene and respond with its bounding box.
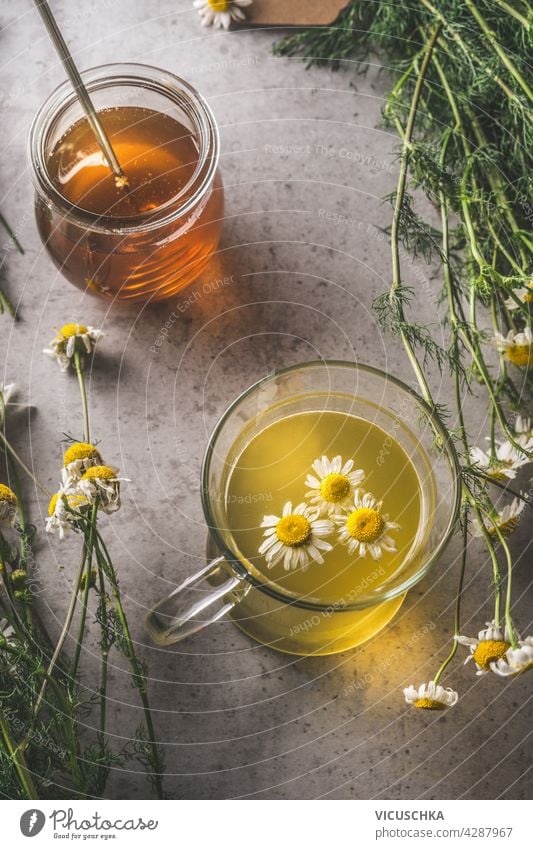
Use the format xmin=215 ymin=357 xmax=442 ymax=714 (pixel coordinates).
xmin=33 ymin=0 xmax=128 ymax=188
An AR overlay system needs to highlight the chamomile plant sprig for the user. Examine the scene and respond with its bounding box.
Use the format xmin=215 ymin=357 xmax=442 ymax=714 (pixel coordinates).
xmin=276 ymin=4 xmax=532 ymax=709
xmin=43 ymin=321 xmax=164 ymax=798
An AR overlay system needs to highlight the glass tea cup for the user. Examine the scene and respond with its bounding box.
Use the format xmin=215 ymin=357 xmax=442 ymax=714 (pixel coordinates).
xmin=145 ymin=361 xmax=461 ymax=656
xmin=28 ymin=63 xmax=223 ymax=303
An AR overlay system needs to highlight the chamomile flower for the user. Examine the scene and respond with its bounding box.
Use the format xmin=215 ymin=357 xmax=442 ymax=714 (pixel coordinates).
xmin=455 ymin=621 xmax=512 ymax=674
xmin=479 ymin=496 xmax=525 ymax=538
xmin=0 ymin=483 xmax=17 ymax=527
xmin=61 ymin=442 xmax=102 ymax=487
xmin=43 ymin=322 xmax=103 ymax=372
xmin=259 ymin=501 xmax=334 ymax=571
xmin=469 ymin=439 xmax=532 ymax=481
xmin=491 ymin=636 xmax=533 ymax=677
xmin=45 ymin=490 xmax=91 ymax=539
xmin=403 ymin=680 xmax=458 ymax=711
xmin=193 ymin=0 xmax=252 ymax=30
xmin=334 ymin=490 xmax=400 ymax=560
xmin=78 ymin=465 xmax=123 ymax=513
xmin=504 ymin=280 xmax=533 ymax=310
xmin=305 ymin=455 xmax=365 ymax=516
xmin=494 ymin=326 xmax=533 ymax=368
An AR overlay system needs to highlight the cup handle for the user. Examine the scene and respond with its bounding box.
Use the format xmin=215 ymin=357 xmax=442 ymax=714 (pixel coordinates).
xmin=144 ymin=556 xmax=249 ymax=646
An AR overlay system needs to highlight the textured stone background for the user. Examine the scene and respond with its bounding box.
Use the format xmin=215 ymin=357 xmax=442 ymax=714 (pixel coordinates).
xmin=1 ymin=0 xmax=530 ymax=800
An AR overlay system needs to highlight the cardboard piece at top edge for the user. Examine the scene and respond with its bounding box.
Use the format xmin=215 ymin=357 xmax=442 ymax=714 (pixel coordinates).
xmin=247 ymin=0 xmax=350 ymax=26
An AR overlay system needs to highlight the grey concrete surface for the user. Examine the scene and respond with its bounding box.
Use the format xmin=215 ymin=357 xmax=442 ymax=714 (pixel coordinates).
xmin=1 ymin=0 xmax=531 ymax=800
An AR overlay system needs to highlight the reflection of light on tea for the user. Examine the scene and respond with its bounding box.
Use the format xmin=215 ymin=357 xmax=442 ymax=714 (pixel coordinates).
xmin=226 ymin=410 xmax=425 ymax=606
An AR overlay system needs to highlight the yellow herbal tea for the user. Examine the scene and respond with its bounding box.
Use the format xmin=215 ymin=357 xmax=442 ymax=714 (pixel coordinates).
xmin=226 ymin=410 xmax=425 ymax=607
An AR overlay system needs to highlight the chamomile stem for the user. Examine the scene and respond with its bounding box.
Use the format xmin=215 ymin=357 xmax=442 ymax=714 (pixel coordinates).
xmin=433 ymin=512 xmax=469 ymax=685
xmin=94 ymin=531 xmax=164 ymax=799
xmin=478 ymin=506 xmax=519 ymax=648
xmin=0 ymin=713 xmax=38 ymax=799
xmin=463 ymin=0 xmax=533 ymax=101
xmin=73 ymin=351 xmax=90 ymax=444
xmin=71 ymin=501 xmax=98 ymax=681
xmin=0 ymin=431 xmax=50 ymax=497
xmin=389 ymin=24 xmax=441 ymax=407
xmin=33 ymin=549 xmax=87 ymax=719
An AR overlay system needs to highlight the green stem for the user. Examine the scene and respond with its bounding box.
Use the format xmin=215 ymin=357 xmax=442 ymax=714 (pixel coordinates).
xmin=0 ymin=713 xmax=39 ymax=799
xmin=73 ymin=352 xmax=90 ymax=444
xmin=389 ymin=24 xmax=442 ymax=406
xmin=433 ymin=511 xmax=469 ymax=684
xmin=33 ymin=549 xmax=87 ymax=719
xmin=94 ymin=533 xmax=164 ymax=799
xmin=464 ymin=0 xmax=533 ymax=101
xmin=71 ymin=502 xmax=98 ymax=681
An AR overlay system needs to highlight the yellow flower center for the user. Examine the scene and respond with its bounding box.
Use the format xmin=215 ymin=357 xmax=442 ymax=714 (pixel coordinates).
xmin=60 ymin=323 xmax=88 ymax=338
xmin=414 ymin=698 xmax=446 ymax=710
xmin=48 ymin=493 xmax=59 ymax=516
xmin=505 ymin=344 xmax=532 ymax=367
xmin=276 ymin=514 xmax=312 ymax=547
xmin=320 ymin=472 xmax=351 ymax=503
xmin=473 ymin=639 xmax=511 ymax=670
xmin=64 ymin=442 xmax=101 ymax=466
xmin=67 ymin=494 xmax=89 ymax=511
xmin=524 ymin=291 xmax=533 ymax=303
xmin=488 ymin=515 xmax=520 ymax=538
xmin=0 ymin=483 xmax=17 ymax=506
xmin=82 ymin=465 xmax=116 ymax=481
xmin=346 ymin=507 xmax=384 ymax=543
xmin=207 ymin=0 xmax=230 ymax=11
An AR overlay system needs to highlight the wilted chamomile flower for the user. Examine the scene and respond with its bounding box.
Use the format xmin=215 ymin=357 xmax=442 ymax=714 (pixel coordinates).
xmin=43 ymin=322 xmax=103 ymax=372
xmin=515 ymin=415 xmax=533 ymax=448
xmin=78 ymin=465 xmax=124 ymax=514
xmin=46 ymin=490 xmax=90 ymax=539
xmin=455 ymin=621 xmax=511 ymax=675
xmin=491 ymin=637 xmax=533 ymax=677
xmin=504 ymin=280 xmax=533 ymax=311
xmin=0 ymin=483 xmax=18 ymax=527
xmin=61 ymin=442 xmax=102 ymax=487
xmin=403 ymin=680 xmax=458 ymax=711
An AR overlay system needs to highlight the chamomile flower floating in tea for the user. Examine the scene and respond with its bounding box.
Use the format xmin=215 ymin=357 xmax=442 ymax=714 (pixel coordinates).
xmin=44 ymin=322 xmax=103 ymax=371
xmin=259 ymin=501 xmax=334 ymax=571
xmin=491 ymin=637 xmax=533 ymax=677
xmin=0 ymin=483 xmax=18 ymax=527
xmin=494 ymin=326 xmax=533 ymax=368
xmin=194 ymin=0 xmax=252 ymax=29
xmin=469 ymin=438 xmax=533 ymax=481
xmin=403 ymin=680 xmax=459 ymax=711
xmin=334 ymin=490 xmax=400 ymax=560
xmin=305 ymin=455 xmax=365 ymax=516
xmin=455 ymin=621 xmax=512 ymax=675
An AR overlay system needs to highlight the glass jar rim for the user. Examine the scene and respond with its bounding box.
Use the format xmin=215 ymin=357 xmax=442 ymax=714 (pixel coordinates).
xmin=27 ymin=62 xmax=220 ymax=235
xmin=201 ymin=360 xmax=462 ymax=612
